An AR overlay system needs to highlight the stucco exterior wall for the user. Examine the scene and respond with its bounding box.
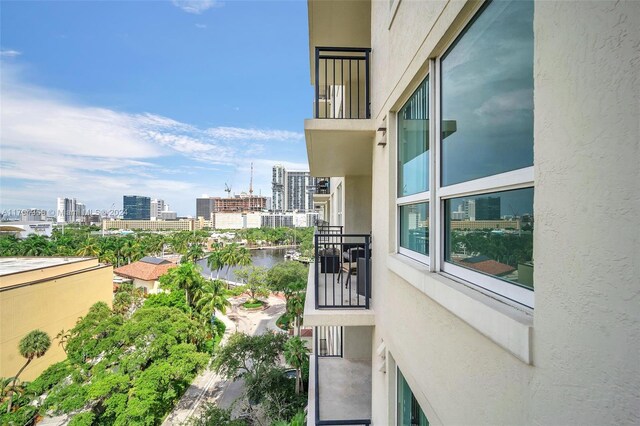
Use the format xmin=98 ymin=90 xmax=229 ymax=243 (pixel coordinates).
xmin=0 ymin=262 xmax=113 ymax=381
xmin=345 ymin=175 xmax=372 ymax=234
xmin=530 ymin=2 xmax=640 ymax=424
xmin=343 ymin=326 xmax=373 ymax=360
xmin=367 ymin=0 xmax=640 ymax=425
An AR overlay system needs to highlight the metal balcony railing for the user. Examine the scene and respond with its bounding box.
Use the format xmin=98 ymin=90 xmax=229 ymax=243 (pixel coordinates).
xmin=316 ymin=180 xmax=330 ymax=194
xmin=315 ymin=47 xmax=371 ymax=119
xmin=314 ymin=232 xmax=371 ymax=309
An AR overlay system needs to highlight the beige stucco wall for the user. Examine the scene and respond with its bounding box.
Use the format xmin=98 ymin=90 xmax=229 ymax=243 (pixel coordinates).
xmin=367 ymin=0 xmax=639 ymax=425
xmin=0 ymin=262 xmax=113 ymax=381
xmin=345 ymin=176 xmax=372 ymax=234
xmin=530 ymin=2 xmax=640 ymax=424
xmin=132 ymin=278 xmax=161 ymax=294
xmin=343 ymin=326 xmax=373 ymax=360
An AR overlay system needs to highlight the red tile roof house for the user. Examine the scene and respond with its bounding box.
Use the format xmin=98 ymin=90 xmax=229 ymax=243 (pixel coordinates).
xmin=455 ymin=255 xmax=516 ymax=277
xmin=113 ymin=257 xmax=177 ymax=294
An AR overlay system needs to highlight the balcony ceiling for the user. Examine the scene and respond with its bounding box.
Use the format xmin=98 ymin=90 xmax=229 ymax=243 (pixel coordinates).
xmin=305 ymin=119 xmax=374 ymax=177
xmin=308 ymin=0 xmax=371 ymax=84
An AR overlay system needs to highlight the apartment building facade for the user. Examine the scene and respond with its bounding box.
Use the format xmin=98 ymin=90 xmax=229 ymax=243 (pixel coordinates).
xmin=273 ymin=165 xmax=327 ymax=213
xmin=303 ymin=1 xmax=639 ymax=425
xmin=272 ymin=164 xmax=286 ymax=211
xmin=0 ymin=258 xmax=112 ymax=381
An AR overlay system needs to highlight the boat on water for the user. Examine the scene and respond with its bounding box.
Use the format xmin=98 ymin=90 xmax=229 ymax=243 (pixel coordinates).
xmin=284 ymin=250 xmax=300 ymax=260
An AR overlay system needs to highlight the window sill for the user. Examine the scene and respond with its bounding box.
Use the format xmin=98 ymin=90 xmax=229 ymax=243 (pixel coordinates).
xmin=386 ymin=253 xmax=533 ymax=364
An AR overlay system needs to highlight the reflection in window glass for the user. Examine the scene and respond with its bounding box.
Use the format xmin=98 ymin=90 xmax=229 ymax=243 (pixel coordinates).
xmin=441 ymin=0 xmax=534 ymax=186
xmin=400 ymin=203 xmax=429 ymax=256
xmin=445 ymin=188 xmax=534 ymax=289
xmin=398 ymin=78 xmax=429 ymax=196
xmin=398 ymin=368 xmax=429 ymax=426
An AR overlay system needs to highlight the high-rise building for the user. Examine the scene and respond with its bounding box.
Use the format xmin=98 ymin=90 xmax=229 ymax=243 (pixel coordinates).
xmin=273 ymin=165 xmax=326 ymax=212
xmin=285 ymin=170 xmax=310 ymax=211
xmin=196 ymin=197 xmax=216 ymax=220
xmin=123 ymin=195 xmax=151 ymax=220
xmin=56 ymin=197 xmax=77 ymax=223
xmin=475 ymin=196 xmax=501 ymax=220
xmin=150 ymin=199 xmax=165 ymax=220
xmin=272 ymin=165 xmax=286 ymax=211
xmin=75 ymin=203 xmax=86 ymax=222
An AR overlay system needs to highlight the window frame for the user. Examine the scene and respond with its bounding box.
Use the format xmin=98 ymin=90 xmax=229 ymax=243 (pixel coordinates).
xmin=396 ymin=75 xmax=431 ymax=265
xmin=395 ymin=366 xmax=429 ymax=426
xmin=394 ymin=0 xmax=535 ymax=308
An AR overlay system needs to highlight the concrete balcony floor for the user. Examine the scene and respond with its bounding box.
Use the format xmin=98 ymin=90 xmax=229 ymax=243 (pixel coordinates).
xmin=316 ymin=271 xmax=368 ymax=308
xmin=304 ymin=265 xmax=375 ymax=327
xmin=318 ymin=357 xmax=372 ymax=422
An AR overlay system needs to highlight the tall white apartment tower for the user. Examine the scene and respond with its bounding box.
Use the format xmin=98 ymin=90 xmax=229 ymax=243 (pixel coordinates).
xmin=150 ymin=199 xmax=165 ymax=220
xmin=56 ymin=197 xmax=77 ymax=223
xmin=285 ymin=170 xmax=306 ymax=211
xmin=272 ymin=165 xmax=286 ymax=212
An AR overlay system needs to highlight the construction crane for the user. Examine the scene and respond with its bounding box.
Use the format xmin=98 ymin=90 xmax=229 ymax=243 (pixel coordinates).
xmin=249 ymin=162 xmax=254 ymax=195
xmin=224 ymin=183 xmax=232 ymax=197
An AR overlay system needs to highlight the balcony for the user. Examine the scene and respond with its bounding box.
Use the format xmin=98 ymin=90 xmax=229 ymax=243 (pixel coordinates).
xmin=305 ymin=47 xmax=375 ymax=177
xmin=314 ymin=47 xmax=370 ymax=120
xmin=315 ymin=180 xmax=330 ymax=195
xmin=304 ymin=231 xmax=374 ymax=327
xmin=307 ymin=326 xmax=372 ymax=426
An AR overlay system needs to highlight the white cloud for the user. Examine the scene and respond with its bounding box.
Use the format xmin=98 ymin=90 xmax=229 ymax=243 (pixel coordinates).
xmin=0 ymin=49 xmax=21 ymax=57
xmin=0 ymin=65 xmax=306 ymax=215
xmin=206 ymin=127 xmax=302 ymax=141
xmin=172 ymin=0 xmax=221 ymax=14
xmin=195 ymin=23 xmax=207 ymax=29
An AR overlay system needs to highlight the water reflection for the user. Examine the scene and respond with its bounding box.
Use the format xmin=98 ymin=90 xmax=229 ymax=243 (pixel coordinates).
xmin=197 ymin=248 xmax=288 ymax=282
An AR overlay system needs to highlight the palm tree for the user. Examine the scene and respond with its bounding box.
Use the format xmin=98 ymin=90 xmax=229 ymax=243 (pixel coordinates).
xmin=184 ymin=243 xmax=205 ymax=264
xmin=20 ymin=235 xmax=52 ymax=256
xmin=194 ymin=279 xmax=231 ymax=324
xmin=287 ymin=293 xmax=305 ymax=337
xmin=7 ymin=330 xmax=51 ymax=413
xmin=99 ymin=249 xmax=118 ymax=266
xmin=206 ymin=249 xmax=224 ymax=279
xmin=76 ymin=238 xmax=100 ymax=257
xmin=55 ymin=329 xmax=71 ymax=353
xmin=221 ymin=244 xmax=252 ymax=279
xmin=162 ymin=262 xmax=204 ymax=307
xmin=120 ymin=239 xmax=142 ymax=264
xmin=170 ymin=233 xmax=189 ymax=256
xmin=284 ymin=336 xmax=310 ymax=395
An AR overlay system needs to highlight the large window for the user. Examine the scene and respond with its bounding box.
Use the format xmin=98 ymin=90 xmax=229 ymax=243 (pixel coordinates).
xmin=397 ymin=368 xmax=429 ymax=426
xmin=396 ymin=0 xmax=534 ymax=307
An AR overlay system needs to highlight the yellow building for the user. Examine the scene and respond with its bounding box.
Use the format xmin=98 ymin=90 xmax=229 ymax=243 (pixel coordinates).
xmin=0 ymin=257 xmax=113 ymax=381
xmin=450 ymin=219 xmax=520 ymax=230
xmin=102 ymin=218 xmax=199 ymax=231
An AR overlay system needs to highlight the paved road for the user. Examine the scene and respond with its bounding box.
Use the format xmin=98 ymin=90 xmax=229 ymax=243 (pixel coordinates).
xmin=162 ymin=295 xmax=286 ymax=425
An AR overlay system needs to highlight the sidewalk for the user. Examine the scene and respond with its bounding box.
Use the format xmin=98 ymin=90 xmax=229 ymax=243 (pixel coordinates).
xmin=162 ymin=295 xmax=286 ymax=425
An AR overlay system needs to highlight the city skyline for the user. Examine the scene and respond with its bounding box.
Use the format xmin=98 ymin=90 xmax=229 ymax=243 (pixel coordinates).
xmin=0 ymin=1 xmax=311 ymax=216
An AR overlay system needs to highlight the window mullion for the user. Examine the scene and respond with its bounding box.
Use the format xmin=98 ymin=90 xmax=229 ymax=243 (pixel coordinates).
xmin=431 ymin=58 xmax=441 ymax=273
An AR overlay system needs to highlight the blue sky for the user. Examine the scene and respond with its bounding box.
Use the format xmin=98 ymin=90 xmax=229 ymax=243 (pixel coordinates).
xmin=0 ymin=0 xmax=311 ymax=216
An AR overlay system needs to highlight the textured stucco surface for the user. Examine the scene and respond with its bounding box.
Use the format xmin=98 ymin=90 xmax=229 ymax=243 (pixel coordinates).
xmin=530 ymin=1 xmax=640 ymax=424
xmin=366 ymin=0 xmax=640 ymax=425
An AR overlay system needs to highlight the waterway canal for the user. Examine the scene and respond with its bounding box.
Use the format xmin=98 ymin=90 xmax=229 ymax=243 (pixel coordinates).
xmin=196 ymin=248 xmax=289 ymax=282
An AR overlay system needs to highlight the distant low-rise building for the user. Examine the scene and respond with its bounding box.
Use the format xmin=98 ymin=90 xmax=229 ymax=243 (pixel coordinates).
xmin=0 ymin=257 xmax=112 ymax=381
xmin=102 ymin=219 xmax=199 ymax=231
xmin=113 ymin=257 xmax=176 ymax=294
xmin=0 ymin=221 xmax=53 ymax=239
